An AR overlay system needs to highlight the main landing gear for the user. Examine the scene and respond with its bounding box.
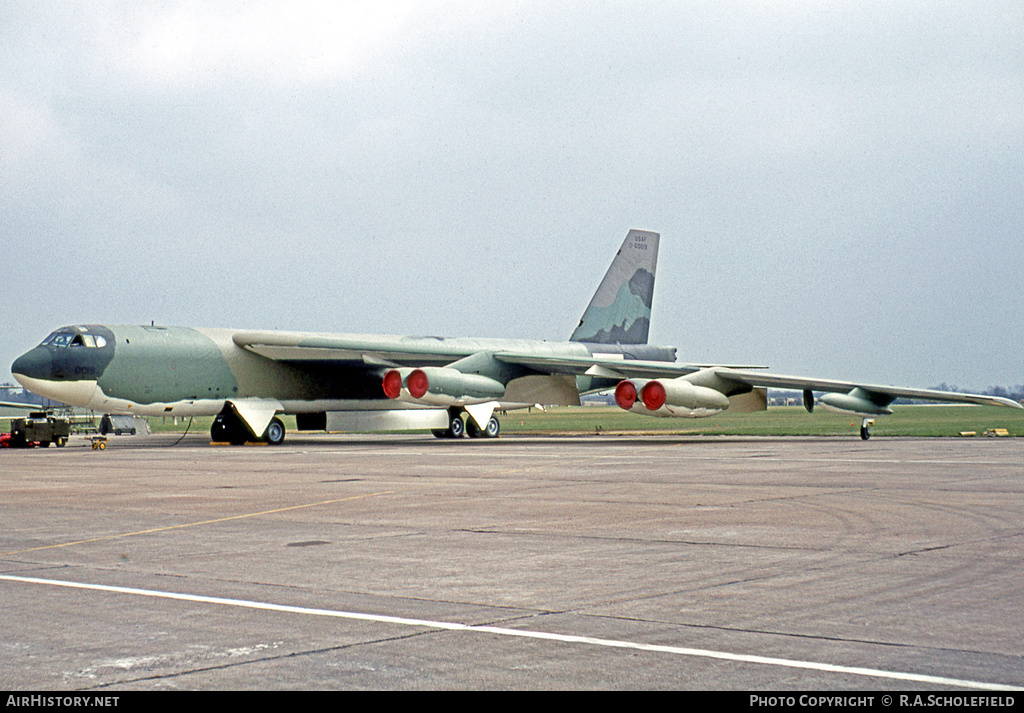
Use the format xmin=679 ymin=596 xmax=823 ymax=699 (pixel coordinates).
xmin=432 ymin=408 xmax=500 ymax=439
xmin=211 ymin=410 xmax=285 ymax=445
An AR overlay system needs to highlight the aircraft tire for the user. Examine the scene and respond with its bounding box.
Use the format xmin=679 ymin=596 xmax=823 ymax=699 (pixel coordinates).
xmin=212 ymin=413 xmax=250 ymax=445
xmin=484 ymin=415 xmax=500 ymax=438
xmin=448 ymin=413 xmax=465 ymax=438
xmin=211 ymin=417 xmax=230 ymax=443
xmin=860 ymin=419 xmax=871 ymax=440
xmin=265 ymin=417 xmax=285 ymax=445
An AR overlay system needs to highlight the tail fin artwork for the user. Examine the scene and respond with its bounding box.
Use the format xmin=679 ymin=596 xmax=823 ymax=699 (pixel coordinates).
xmin=570 ymin=229 xmax=660 ymax=345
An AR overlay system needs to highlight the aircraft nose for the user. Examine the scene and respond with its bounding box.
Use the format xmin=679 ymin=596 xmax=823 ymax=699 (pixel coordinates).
xmin=11 ymin=347 xmax=51 ymax=382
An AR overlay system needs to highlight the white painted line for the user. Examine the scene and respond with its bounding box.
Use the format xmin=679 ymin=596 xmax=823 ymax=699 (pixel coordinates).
xmin=2 ymin=574 xmax=1021 ymax=691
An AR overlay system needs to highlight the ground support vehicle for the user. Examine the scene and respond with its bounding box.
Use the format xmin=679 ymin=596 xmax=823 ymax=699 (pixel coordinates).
xmin=3 ymin=412 xmax=71 ymax=448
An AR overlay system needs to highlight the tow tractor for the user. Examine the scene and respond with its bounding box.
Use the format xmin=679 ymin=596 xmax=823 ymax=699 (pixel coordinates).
xmin=1 ymin=412 xmax=71 ymax=448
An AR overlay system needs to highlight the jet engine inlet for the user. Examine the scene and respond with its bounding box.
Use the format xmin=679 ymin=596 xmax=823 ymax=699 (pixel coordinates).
xmin=640 ymin=381 xmax=667 ymax=411
xmin=407 ymin=369 xmax=430 ymax=399
xmin=614 ymin=380 xmax=638 ymax=410
xmin=382 ymin=370 xmax=403 ymax=399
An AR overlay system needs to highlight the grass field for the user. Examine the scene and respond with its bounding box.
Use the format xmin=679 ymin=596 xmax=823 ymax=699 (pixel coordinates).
xmin=500 ymin=404 xmax=1024 ymax=437
xmin=122 ymin=403 xmax=1024 ymax=438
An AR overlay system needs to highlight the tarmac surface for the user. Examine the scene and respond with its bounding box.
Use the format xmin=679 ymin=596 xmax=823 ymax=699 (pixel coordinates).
xmin=1 ymin=432 xmax=1022 ymax=691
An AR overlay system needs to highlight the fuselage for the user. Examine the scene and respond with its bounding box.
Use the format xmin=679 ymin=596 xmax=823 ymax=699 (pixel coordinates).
xmin=12 ymin=324 xmax=677 ymax=417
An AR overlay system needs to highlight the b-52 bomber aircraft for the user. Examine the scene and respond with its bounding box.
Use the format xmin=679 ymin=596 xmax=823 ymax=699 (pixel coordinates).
xmin=11 ymin=230 xmax=1021 ymax=444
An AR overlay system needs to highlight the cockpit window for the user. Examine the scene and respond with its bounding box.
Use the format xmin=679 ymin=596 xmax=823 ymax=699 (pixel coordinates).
xmin=42 ymin=331 xmax=74 ymax=347
xmin=42 ymin=330 xmax=107 ymax=348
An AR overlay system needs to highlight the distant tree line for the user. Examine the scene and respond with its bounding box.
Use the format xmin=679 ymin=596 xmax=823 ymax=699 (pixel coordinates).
xmin=0 ymin=383 xmax=46 ymax=406
xmin=927 ymin=384 xmax=1024 ymax=403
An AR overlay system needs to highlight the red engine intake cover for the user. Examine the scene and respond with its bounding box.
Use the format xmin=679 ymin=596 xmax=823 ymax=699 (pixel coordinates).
xmin=406 ymin=369 xmax=430 ymax=399
xmin=640 ymin=381 xmax=667 ymax=411
xmin=614 ymin=380 xmax=637 ymax=410
xmin=382 ymin=370 xmax=403 ymax=399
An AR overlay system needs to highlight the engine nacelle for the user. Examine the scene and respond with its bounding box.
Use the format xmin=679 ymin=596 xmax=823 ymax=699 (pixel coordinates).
xmin=614 ymin=377 xmax=731 ymax=418
xmin=383 ymin=367 xmax=506 ymax=406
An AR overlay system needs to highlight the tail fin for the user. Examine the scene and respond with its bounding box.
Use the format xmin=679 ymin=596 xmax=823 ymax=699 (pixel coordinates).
xmin=570 ymin=229 xmax=660 ymax=344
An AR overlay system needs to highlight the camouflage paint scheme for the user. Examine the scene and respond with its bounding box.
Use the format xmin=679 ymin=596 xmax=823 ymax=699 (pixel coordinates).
xmin=12 ymin=230 xmax=673 ymax=439
xmin=570 ymin=230 xmax=657 ymax=345
xmin=15 ymin=325 xmax=626 ymax=403
xmin=12 ymin=230 xmax=1021 ymax=442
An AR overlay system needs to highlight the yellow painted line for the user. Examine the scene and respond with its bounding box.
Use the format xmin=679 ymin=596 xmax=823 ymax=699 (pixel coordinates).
xmin=0 ymin=457 xmax=567 ymax=558
xmin=0 ymin=491 xmax=398 ymax=557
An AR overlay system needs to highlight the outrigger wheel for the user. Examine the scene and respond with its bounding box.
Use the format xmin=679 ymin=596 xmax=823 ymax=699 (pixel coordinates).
xmin=860 ymin=418 xmax=874 ymax=441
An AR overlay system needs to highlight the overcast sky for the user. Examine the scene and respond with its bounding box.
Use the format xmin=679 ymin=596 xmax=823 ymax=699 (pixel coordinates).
xmin=2 ymin=1 xmax=1022 ymax=390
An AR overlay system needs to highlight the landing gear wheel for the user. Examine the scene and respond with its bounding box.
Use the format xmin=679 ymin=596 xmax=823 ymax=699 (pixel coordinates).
xmin=860 ymin=418 xmax=873 ymax=441
xmin=211 ymin=412 xmax=250 ymax=445
xmin=211 ymin=416 xmax=230 ymax=443
xmin=465 ymin=414 xmax=500 ymax=438
xmin=448 ymin=412 xmax=465 ymax=439
xmin=264 ymin=417 xmax=285 ymax=445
